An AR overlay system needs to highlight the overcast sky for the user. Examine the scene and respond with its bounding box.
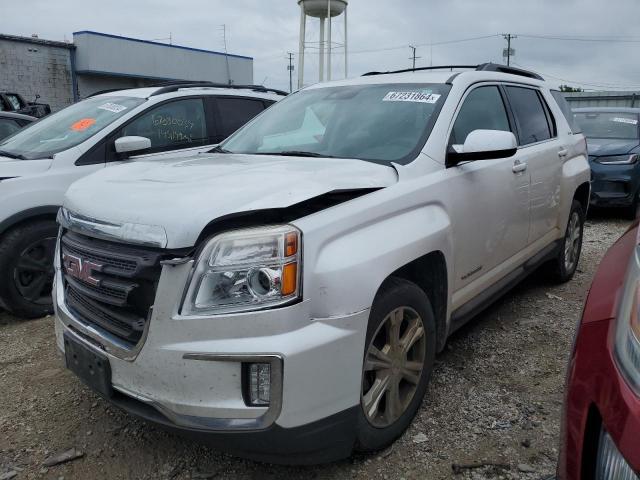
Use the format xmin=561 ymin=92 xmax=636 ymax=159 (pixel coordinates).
xmin=3 ymin=0 xmax=640 ymax=92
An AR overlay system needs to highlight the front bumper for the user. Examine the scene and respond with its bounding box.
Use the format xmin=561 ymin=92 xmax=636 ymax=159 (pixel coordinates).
xmin=589 ymin=160 xmax=639 ymax=208
xmin=53 ymin=259 xmax=369 ymax=463
xmin=559 ymin=319 xmax=640 ymax=479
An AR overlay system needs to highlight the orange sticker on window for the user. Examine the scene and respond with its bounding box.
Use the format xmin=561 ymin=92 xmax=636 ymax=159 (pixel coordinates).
xmin=70 ymin=118 xmax=96 ymax=131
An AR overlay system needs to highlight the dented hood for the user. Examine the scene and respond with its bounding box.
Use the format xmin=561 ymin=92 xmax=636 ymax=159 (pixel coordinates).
xmin=64 ymin=153 xmax=398 ymax=248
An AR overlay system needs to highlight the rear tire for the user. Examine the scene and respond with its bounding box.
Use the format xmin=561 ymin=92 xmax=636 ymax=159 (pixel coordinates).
xmin=547 ymin=200 xmax=584 ymax=283
xmin=355 ymin=277 xmax=436 ymax=453
xmin=0 ymin=220 xmax=58 ymax=319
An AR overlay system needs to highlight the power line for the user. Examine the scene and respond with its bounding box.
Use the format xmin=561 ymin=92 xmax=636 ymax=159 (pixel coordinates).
xmin=516 ymin=34 xmax=640 ymax=43
xmin=511 ymin=62 xmax=640 ymax=90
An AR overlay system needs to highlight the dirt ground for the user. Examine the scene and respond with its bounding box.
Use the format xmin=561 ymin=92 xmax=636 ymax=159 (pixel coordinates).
xmin=0 ymin=214 xmax=632 ymax=480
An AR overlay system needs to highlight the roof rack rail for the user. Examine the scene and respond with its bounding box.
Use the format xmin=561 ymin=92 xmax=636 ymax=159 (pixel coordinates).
xmin=362 ymin=63 xmax=544 ymax=81
xmin=148 ymin=81 xmax=288 ymax=97
xmin=87 ymin=88 xmax=130 ymax=98
xmin=362 ymin=65 xmax=477 ymax=76
xmin=476 ymin=63 xmax=544 ymax=80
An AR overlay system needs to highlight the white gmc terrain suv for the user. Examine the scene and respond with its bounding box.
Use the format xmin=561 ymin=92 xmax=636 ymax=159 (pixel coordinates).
xmin=53 ymin=64 xmax=590 ymax=464
xmin=0 ymin=82 xmax=284 ymax=318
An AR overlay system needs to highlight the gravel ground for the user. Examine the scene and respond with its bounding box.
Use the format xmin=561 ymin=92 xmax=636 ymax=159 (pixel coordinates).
xmin=0 ymin=214 xmax=631 ymax=480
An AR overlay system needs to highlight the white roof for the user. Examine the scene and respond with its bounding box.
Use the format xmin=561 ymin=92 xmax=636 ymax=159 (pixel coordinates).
xmin=97 ymin=86 xmax=284 ymax=102
xmin=305 ymin=68 xmax=548 ymax=90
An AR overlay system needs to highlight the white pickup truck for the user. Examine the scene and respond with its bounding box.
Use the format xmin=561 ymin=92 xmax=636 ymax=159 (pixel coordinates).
xmin=53 ymin=64 xmax=590 ymax=464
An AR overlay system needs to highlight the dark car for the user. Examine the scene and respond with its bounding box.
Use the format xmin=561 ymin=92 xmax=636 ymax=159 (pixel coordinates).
xmin=574 ymin=107 xmax=640 ymax=217
xmin=0 ymin=92 xmax=51 ymax=118
xmin=0 ymin=111 xmax=35 ymax=141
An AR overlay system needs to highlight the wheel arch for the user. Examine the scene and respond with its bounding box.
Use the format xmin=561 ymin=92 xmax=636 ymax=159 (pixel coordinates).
xmin=573 ymin=181 xmax=591 ymax=213
xmin=0 ymin=206 xmax=60 ymax=238
xmin=378 ymin=251 xmax=449 ymax=353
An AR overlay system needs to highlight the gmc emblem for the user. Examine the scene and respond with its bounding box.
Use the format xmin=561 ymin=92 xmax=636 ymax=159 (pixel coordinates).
xmin=62 ymin=253 xmax=102 ymax=286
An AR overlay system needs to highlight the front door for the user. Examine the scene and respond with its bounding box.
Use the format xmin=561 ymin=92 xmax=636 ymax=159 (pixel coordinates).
xmin=446 ymin=84 xmax=530 ymax=305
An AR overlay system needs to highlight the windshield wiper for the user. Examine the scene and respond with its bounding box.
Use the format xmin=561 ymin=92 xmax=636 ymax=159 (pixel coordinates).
xmin=209 ymin=145 xmax=231 ymax=154
xmin=0 ymin=150 xmax=26 ymax=160
xmin=259 ymin=150 xmax=336 ymax=158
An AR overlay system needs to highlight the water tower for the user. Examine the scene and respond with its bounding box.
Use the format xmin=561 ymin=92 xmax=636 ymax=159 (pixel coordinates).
xmin=297 ymin=0 xmax=349 ymax=89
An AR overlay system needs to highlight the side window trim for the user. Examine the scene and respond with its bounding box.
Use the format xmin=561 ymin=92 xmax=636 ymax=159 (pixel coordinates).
xmin=447 ymin=82 xmax=515 ymax=148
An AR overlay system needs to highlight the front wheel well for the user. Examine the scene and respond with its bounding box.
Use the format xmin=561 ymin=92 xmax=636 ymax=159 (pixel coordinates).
xmin=381 ymin=251 xmax=448 ymax=352
xmin=0 ymin=206 xmax=60 ymax=240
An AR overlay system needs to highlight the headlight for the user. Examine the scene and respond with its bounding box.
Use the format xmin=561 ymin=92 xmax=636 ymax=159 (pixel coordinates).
xmin=614 ymin=244 xmax=640 ymax=395
xmin=182 ymin=225 xmax=301 ymax=315
xmin=595 ymin=154 xmax=639 ymax=165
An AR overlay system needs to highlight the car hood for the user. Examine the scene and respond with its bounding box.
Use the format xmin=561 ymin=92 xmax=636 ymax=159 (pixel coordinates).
xmin=64 ymin=153 xmax=398 ymax=248
xmin=587 ymin=138 xmax=640 ymax=157
xmin=0 ymin=157 xmax=52 ymax=177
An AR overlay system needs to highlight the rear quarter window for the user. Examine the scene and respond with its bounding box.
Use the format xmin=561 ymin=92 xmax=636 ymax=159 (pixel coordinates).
xmin=551 ymin=91 xmax=582 ymax=133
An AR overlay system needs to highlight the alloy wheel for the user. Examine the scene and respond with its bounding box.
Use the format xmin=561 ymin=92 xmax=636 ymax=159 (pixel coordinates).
xmin=361 ymin=306 xmax=427 ymax=428
xmin=564 ymin=211 xmax=582 ymax=273
xmin=13 ymin=236 xmax=57 ymax=305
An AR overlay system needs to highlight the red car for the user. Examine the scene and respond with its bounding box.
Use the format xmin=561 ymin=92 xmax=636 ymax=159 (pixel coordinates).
xmin=559 ymin=221 xmax=640 ymax=479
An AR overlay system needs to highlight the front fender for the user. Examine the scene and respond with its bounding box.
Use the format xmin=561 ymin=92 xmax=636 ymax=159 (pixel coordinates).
xmin=295 ymin=202 xmax=453 ymax=320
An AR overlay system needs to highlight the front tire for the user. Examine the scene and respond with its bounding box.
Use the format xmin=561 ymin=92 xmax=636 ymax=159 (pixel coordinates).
xmin=548 ymin=200 xmax=584 ymax=283
xmin=0 ymin=220 xmax=58 ymax=318
xmin=355 ymin=277 xmax=436 ymax=452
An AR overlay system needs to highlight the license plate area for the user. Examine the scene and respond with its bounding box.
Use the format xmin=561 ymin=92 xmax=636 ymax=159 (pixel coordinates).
xmin=64 ymin=332 xmax=113 ymax=397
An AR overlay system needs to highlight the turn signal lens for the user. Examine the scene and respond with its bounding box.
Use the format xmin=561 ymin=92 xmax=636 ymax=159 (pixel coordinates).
xmin=285 ymin=232 xmax=298 ymax=257
xmin=281 ymin=262 xmax=298 ymax=296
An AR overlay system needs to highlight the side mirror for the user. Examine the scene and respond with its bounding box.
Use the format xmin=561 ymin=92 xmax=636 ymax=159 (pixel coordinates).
xmin=446 ymin=130 xmax=518 ymax=167
xmin=115 ymin=136 xmax=151 ymax=156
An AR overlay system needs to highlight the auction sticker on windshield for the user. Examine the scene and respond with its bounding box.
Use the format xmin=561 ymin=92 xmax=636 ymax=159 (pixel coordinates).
xmin=98 ymin=102 xmax=128 ymax=113
xmin=383 ymin=92 xmax=441 ymax=103
xmin=70 ymin=118 xmax=97 ymax=131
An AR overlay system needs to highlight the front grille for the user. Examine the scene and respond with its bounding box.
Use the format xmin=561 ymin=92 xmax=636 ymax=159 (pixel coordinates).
xmin=61 ymin=231 xmax=164 ymax=347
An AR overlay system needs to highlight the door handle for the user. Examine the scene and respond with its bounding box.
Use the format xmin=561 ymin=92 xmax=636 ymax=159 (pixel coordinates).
xmin=558 ymin=148 xmax=568 ymax=158
xmin=512 ymin=160 xmax=527 ymax=173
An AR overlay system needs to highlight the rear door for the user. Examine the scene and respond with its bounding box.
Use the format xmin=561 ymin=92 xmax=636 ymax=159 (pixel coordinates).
xmin=211 ymin=97 xmax=271 ymax=143
xmin=504 ymin=85 xmax=562 ymax=244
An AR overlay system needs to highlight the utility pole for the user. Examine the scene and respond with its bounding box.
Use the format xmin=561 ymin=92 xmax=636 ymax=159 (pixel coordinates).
xmin=409 ymin=45 xmax=421 ymax=70
xmin=502 ymin=34 xmax=517 ymax=66
xmin=287 ymin=52 xmax=295 ymax=93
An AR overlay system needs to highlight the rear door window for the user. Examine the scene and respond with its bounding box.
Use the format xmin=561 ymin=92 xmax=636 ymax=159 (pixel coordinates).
xmin=505 ymin=86 xmax=553 ymax=145
xmin=450 ymin=86 xmax=512 ymax=145
xmin=551 ymin=91 xmax=581 ymax=133
xmin=120 ymin=98 xmax=208 ymax=152
xmin=215 ymin=97 xmax=266 ymax=139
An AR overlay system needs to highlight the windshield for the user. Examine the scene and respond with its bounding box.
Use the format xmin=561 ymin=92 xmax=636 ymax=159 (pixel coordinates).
xmin=0 ymin=96 xmax=146 ymax=159
xmin=574 ymin=112 xmax=639 ymax=140
xmin=221 ymin=83 xmax=450 ymax=164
